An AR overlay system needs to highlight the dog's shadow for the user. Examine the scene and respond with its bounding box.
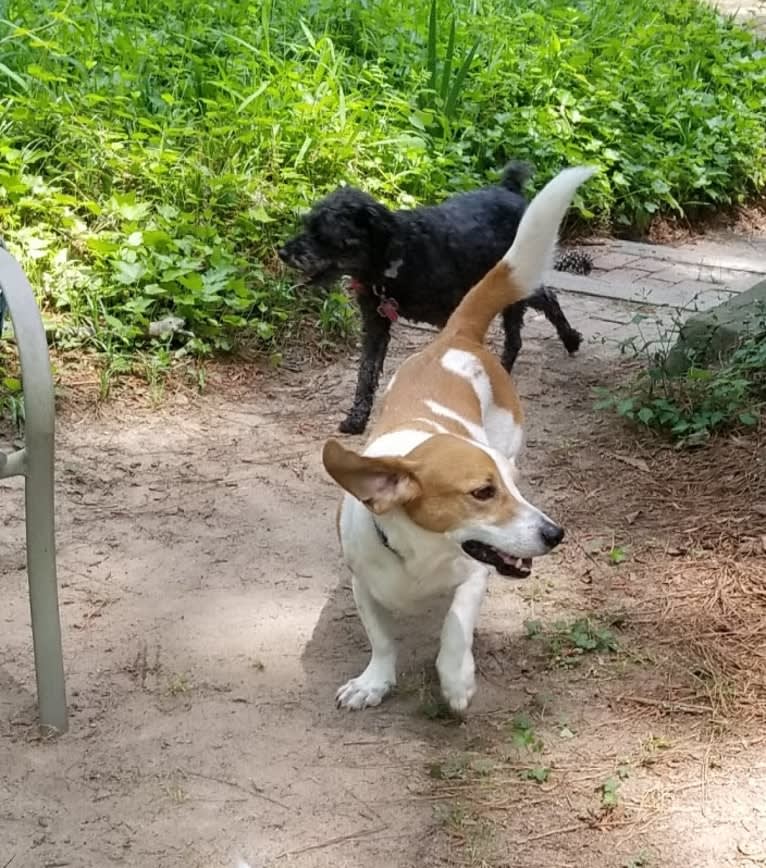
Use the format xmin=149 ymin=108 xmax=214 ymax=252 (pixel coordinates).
xmin=301 ymin=557 xmax=539 ymax=744
xmin=301 ymin=563 xmax=461 ymax=732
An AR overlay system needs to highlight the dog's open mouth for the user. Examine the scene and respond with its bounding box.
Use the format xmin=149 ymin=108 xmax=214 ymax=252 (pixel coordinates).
xmin=284 ymin=260 xmax=339 ymax=286
xmin=461 ymin=540 xmax=532 ymax=578
xmin=303 ymin=263 xmax=339 ymax=286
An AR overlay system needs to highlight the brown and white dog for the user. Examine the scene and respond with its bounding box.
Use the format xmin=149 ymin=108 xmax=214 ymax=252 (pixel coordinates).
xmin=321 ymin=167 xmax=595 ymax=714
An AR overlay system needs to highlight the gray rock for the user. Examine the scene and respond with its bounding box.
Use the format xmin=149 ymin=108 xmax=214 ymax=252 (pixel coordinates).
xmin=666 ymin=279 xmax=766 ymax=374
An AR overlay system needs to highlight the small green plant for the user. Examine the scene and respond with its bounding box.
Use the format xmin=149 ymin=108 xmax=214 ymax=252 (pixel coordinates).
xmin=505 ymin=713 xmax=552 ymax=782
xmin=507 ymin=713 xmax=544 ymax=753
xmin=521 ymin=765 xmax=551 ymax=783
xmin=524 ymin=619 xmax=543 ymax=638
xmin=595 ymin=309 xmax=766 ymax=445
xmin=1 ymin=371 xmax=24 ymax=431
xmin=600 ymin=764 xmax=630 ymax=811
xmin=608 ymin=545 xmax=628 ymax=565
xmin=600 ymin=776 xmax=621 ymax=811
xmin=526 ymin=616 xmax=619 ymax=667
xmin=558 ymin=618 xmax=618 ymax=654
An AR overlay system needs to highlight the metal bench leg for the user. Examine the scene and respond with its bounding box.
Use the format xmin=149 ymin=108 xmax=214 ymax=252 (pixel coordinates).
xmin=0 ymin=247 xmax=67 ymax=733
xmin=25 ymin=413 xmax=66 ymax=734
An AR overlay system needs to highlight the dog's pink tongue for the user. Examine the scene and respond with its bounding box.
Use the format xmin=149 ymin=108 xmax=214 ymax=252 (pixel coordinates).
xmin=377 ymin=299 xmax=399 ymax=321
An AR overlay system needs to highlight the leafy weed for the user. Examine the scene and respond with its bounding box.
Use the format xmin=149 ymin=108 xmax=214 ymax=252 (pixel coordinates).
xmin=0 ymin=0 xmax=763 ymax=387
xmin=525 ymin=616 xmax=620 ymax=667
xmin=595 ymin=306 xmax=766 ymax=445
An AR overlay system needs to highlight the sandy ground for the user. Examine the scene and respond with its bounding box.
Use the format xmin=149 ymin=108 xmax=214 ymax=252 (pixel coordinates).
xmin=1 ymin=301 xmax=765 ymax=868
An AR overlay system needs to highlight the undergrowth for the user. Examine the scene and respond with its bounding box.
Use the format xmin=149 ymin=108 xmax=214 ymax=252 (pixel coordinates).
xmin=0 ymin=354 xmax=23 ymax=430
xmin=0 ymin=0 xmax=764 ymax=370
xmin=596 ymin=308 xmax=766 ymax=445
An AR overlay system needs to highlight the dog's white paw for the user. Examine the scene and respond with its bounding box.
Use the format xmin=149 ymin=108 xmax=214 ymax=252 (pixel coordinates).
xmin=336 ymin=670 xmax=394 ymax=710
xmin=437 ymin=655 xmax=476 ymax=715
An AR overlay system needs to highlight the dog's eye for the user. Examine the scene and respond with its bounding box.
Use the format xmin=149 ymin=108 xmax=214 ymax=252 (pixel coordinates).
xmin=470 ymin=485 xmax=496 ymax=501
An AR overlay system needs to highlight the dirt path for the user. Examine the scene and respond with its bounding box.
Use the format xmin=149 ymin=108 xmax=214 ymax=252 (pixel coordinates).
xmin=1 ymin=303 xmax=765 ymax=867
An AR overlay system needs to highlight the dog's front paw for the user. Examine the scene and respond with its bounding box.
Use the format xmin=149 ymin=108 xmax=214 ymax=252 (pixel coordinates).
xmin=563 ymin=329 xmax=583 ymax=355
xmin=339 ymin=413 xmax=368 ymax=435
xmin=437 ymin=655 xmax=476 ymax=716
xmin=336 ymin=671 xmax=394 ymax=710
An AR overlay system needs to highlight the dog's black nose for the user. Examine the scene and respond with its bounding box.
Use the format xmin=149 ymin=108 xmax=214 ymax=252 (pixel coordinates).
xmin=540 ymin=521 xmax=564 ymax=550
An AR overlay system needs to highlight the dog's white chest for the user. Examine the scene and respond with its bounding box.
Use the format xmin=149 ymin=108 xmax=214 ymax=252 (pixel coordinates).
xmin=339 ymin=496 xmax=471 ymax=612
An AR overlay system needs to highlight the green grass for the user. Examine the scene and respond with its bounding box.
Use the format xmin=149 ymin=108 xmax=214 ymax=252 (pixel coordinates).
xmin=0 ymin=0 xmax=764 ymax=370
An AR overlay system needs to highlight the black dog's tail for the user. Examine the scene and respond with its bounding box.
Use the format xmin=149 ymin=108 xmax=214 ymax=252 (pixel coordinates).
xmin=499 ymin=160 xmax=534 ymax=194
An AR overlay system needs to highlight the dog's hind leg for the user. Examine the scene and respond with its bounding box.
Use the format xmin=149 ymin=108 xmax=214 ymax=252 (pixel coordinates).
xmin=500 ymin=301 xmax=526 ymax=372
xmin=339 ymin=299 xmax=392 ymax=435
xmin=336 ymin=575 xmax=398 ymax=710
xmin=437 ymin=567 xmax=488 ymax=715
xmin=527 ymin=287 xmax=582 ymax=355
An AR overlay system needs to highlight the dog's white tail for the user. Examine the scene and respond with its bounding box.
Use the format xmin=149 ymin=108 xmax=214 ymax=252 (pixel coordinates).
xmin=443 ymin=166 xmax=596 ymax=344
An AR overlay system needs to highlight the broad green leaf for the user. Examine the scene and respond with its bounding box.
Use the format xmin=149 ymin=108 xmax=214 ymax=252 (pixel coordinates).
xmin=114 ymin=260 xmax=146 ymax=285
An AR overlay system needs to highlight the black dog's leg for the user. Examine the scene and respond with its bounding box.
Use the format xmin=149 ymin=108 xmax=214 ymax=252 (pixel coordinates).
xmin=339 ymin=299 xmax=392 ymax=435
xmin=501 ymin=302 xmax=526 ymax=372
xmin=527 ymin=287 xmax=582 ymax=355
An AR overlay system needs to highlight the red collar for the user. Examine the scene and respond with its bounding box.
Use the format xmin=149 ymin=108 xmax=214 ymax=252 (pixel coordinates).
xmin=345 ymin=278 xmax=399 ymax=321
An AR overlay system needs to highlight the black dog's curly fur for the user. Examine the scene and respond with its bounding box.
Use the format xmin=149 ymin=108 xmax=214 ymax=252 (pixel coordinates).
xmin=279 ymin=163 xmax=590 ymax=434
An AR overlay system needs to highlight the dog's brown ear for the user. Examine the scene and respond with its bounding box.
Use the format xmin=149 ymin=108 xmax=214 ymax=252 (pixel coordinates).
xmin=322 ymin=439 xmax=421 ymax=514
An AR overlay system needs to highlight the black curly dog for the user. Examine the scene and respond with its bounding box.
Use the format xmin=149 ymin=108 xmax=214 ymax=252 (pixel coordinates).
xmin=279 ymin=162 xmax=591 ymax=435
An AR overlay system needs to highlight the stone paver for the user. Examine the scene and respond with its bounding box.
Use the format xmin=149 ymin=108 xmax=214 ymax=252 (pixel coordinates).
xmin=547 ymin=269 xmax=740 ymax=312
xmin=713 ymin=0 xmax=766 ymax=34
xmin=590 ymin=251 xmax=640 ymax=271
xmin=607 ymin=238 xmax=766 ymax=274
xmin=542 ymin=233 xmax=766 ymax=357
xmin=547 ymin=237 xmax=766 ymax=314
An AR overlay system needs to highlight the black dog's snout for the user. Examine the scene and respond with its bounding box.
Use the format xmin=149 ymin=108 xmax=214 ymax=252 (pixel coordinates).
xmin=540 ymin=521 xmax=565 ymax=550
xmin=277 ymin=246 xmax=288 ymax=262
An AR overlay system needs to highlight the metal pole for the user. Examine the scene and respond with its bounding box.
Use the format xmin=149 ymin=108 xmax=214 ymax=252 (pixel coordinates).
xmin=0 ymin=246 xmax=67 ymax=734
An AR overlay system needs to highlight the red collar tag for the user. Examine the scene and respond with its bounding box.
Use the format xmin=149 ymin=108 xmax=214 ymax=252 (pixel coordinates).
xmin=377 ymin=298 xmax=399 ymax=321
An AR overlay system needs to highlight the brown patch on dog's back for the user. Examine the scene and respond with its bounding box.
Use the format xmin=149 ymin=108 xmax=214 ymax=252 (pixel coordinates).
xmin=370 ymin=347 xmax=482 ymax=439
xmin=370 ymin=334 xmax=523 ymax=443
